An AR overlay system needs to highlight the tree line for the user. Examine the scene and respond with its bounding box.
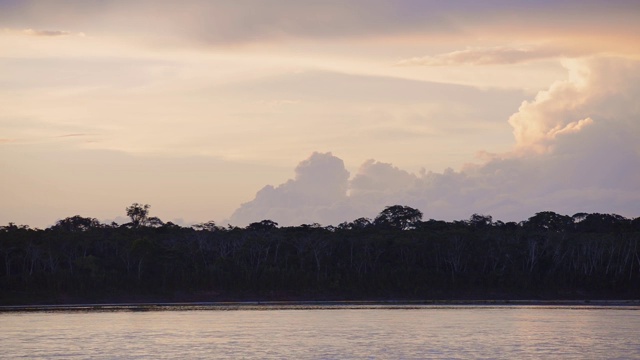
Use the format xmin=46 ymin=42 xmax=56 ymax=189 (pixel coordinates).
xmin=1 ymin=204 xmax=639 ymax=304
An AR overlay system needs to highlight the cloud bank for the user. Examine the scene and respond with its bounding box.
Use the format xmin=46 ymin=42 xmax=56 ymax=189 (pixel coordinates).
xmin=230 ymin=57 xmax=640 ymax=226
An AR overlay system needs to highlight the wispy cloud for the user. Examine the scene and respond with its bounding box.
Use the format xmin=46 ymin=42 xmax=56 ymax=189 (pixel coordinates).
xmin=56 ymin=133 xmax=89 ymax=138
xmin=23 ymin=28 xmax=72 ymax=37
xmin=1 ymin=28 xmax=84 ymax=37
xmin=397 ymin=46 xmax=571 ymax=66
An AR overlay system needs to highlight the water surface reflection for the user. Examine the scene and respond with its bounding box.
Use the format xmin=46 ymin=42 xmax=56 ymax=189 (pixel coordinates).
xmin=2 ymin=306 xmax=639 ymax=359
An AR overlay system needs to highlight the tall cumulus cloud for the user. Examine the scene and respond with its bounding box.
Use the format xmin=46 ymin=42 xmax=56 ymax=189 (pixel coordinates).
xmin=230 ymin=57 xmax=640 ymax=226
xmin=230 ymin=152 xmax=352 ymax=226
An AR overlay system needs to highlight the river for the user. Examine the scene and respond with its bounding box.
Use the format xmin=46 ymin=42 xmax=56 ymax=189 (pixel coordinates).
xmin=2 ymin=305 xmax=639 ymax=359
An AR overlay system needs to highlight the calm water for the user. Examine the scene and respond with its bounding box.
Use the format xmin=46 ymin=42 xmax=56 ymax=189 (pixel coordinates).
xmin=2 ymin=305 xmax=639 ymax=359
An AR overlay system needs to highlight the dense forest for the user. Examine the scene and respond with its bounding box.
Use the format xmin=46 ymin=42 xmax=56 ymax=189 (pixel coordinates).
xmin=2 ymin=204 xmax=640 ymax=305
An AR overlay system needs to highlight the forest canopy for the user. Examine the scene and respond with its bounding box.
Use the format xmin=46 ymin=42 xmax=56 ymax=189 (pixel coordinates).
xmin=1 ymin=204 xmax=639 ymax=305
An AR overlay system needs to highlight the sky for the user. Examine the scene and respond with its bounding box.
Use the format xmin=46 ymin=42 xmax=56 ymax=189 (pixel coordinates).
xmin=1 ymin=0 xmax=639 ymax=228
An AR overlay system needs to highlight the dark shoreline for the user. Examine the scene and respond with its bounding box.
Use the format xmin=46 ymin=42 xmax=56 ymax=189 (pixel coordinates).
xmin=2 ymin=299 xmax=640 ymax=313
xmin=4 ymin=212 xmax=639 ymax=310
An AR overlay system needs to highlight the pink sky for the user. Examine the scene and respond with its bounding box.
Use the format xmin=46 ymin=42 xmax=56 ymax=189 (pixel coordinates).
xmin=1 ymin=1 xmax=639 ymax=227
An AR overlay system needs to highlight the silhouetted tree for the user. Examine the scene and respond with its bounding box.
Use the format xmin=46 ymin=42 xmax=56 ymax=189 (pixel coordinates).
xmin=51 ymin=216 xmax=102 ymax=232
xmin=247 ymin=220 xmax=279 ymax=232
xmin=125 ymin=203 xmax=151 ymax=228
xmin=524 ymin=211 xmax=573 ymax=232
xmin=374 ymin=205 xmax=423 ymax=230
xmin=127 ymin=203 xmax=164 ymax=228
xmin=574 ymin=213 xmax=628 ymax=233
xmin=469 ymin=214 xmax=493 ymax=228
xmin=338 ymin=217 xmax=373 ymax=230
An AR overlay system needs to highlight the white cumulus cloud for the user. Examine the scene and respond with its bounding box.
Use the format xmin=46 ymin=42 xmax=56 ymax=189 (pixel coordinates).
xmin=229 ymin=152 xmax=352 ymax=226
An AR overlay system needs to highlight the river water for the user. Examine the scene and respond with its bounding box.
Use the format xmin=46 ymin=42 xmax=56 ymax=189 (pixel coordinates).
xmin=2 ymin=305 xmax=639 ymax=359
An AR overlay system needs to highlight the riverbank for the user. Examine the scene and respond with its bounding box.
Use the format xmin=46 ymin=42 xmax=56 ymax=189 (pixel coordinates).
xmin=2 ymin=299 xmax=640 ymax=312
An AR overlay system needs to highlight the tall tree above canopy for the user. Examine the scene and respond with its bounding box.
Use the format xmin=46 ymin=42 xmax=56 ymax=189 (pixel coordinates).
xmin=126 ymin=203 xmax=150 ymax=228
xmin=51 ymin=216 xmax=102 ymax=232
xmin=524 ymin=211 xmax=573 ymax=232
xmin=374 ymin=205 xmax=423 ymax=230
